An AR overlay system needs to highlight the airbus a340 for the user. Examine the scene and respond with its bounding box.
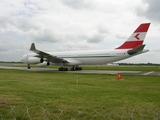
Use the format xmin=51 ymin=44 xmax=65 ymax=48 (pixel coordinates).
xmin=21 ymin=23 xmax=150 ymax=71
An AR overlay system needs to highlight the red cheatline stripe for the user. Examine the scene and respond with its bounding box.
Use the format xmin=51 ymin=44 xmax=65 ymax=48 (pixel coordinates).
xmin=116 ymin=41 xmax=143 ymax=49
xmin=134 ymin=23 xmax=150 ymax=33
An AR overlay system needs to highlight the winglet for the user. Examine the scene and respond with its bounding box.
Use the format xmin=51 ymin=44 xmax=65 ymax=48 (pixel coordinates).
xmin=30 ymin=43 xmax=36 ymax=51
xmin=29 ymin=43 xmax=40 ymax=54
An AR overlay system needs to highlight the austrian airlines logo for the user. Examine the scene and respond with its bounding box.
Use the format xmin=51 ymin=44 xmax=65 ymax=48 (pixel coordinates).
xmin=134 ymin=33 xmax=140 ymax=40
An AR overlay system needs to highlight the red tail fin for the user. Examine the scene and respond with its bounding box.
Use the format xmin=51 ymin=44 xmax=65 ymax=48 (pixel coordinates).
xmin=116 ymin=23 xmax=150 ymax=49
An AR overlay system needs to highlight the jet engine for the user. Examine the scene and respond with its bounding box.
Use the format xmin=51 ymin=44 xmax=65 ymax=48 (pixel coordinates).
xmin=37 ymin=61 xmax=50 ymax=66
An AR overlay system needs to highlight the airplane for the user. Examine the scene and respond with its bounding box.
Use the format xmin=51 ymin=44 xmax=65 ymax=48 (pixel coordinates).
xmin=21 ymin=23 xmax=150 ymax=71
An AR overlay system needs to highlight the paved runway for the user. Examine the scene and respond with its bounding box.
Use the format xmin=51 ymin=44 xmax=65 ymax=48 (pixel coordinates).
xmin=0 ymin=65 xmax=160 ymax=76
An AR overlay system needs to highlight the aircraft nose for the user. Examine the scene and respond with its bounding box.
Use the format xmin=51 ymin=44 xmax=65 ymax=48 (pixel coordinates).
xmin=20 ymin=55 xmax=27 ymax=63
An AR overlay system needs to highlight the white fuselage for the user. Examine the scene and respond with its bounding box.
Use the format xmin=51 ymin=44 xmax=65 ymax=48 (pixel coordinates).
xmin=21 ymin=49 xmax=149 ymax=66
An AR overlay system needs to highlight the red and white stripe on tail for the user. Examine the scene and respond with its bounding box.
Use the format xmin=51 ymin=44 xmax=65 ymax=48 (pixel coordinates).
xmin=116 ymin=23 xmax=150 ymax=49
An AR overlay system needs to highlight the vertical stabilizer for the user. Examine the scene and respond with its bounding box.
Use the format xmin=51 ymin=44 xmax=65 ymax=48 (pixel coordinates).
xmin=116 ymin=23 xmax=150 ymax=49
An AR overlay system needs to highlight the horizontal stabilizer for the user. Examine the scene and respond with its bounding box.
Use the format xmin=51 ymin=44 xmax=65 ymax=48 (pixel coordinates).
xmin=127 ymin=44 xmax=145 ymax=55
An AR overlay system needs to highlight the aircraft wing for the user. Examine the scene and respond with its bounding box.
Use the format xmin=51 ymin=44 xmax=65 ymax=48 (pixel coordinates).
xmin=30 ymin=43 xmax=67 ymax=63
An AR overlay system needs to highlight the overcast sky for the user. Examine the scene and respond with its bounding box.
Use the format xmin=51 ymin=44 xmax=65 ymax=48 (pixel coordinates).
xmin=0 ymin=0 xmax=160 ymax=63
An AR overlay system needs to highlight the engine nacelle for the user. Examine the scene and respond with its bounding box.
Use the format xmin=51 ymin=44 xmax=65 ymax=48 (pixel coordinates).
xmin=37 ymin=62 xmax=50 ymax=66
xmin=40 ymin=58 xmax=44 ymax=63
xmin=28 ymin=57 xmax=41 ymax=64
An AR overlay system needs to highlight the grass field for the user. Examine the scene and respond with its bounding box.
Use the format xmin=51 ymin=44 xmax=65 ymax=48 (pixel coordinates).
xmin=0 ymin=68 xmax=160 ymax=119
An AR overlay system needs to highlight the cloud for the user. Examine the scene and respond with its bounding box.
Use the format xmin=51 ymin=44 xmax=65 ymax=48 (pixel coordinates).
xmin=78 ymin=40 xmax=98 ymax=49
xmin=57 ymin=40 xmax=98 ymax=51
xmin=16 ymin=18 xmax=41 ymax=32
xmin=151 ymin=46 xmax=160 ymax=52
xmin=87 ymin=34 xmax=105 ymax=43
xmin=0 ymin=17 xmax=14 ymax=29
xmin=97 ymin=25 xmax=109 ymax=34
xmin=4 ymin=0 xmax=47 ymax=17
xmin=0 ymin=38 xmax=26 ymax=54
xmin=0 ymin=47 xmax=8 ymax=52
xmin=29 ymin=28 xmax=62 ymax=43
xmin=136 ymin=0 xmax=160 ymax=23
xmin=115 ymin=34 xmax=127 ymax=39
xmin=0 ymin=16 xmax=41 ymax=32
xmin=61 ymin=0 xmax=94 ymax=9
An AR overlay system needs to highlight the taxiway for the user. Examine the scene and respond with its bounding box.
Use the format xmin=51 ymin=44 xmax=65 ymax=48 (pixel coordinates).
xmin=0 ymin=65 xmax=160 ymax=76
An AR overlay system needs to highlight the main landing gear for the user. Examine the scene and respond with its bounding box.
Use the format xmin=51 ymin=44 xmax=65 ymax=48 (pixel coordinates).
xmin=70 ymin=66 xmax=82 ymax=71
xmin=58 ymin=66 xmax=82 ymax=71
xmin=58 ymin=67 xmax=68 ymax=71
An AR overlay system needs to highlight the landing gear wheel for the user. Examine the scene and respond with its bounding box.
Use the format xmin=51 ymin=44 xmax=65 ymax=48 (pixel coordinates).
xmin=70 ymin=67 xmax=75 ymax=71
xmin=28 ymin=64 xmax=30 ymax=69
xmin=63 ymin=68 xmax=68 ymax=71
xmin=58 ymin=67 xmax=68 ymax=71
xmin=66 ymin=68 xmax=69 ymax=71
xmin=58 ymin=68 xmax=63 ymax=71
xmin=75 ymin=67 xmax=82 ymax=71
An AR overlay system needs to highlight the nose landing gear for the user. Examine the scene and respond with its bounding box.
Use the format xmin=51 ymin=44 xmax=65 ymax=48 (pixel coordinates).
xmin=28 ymin=64 xmax=30 ymax=69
